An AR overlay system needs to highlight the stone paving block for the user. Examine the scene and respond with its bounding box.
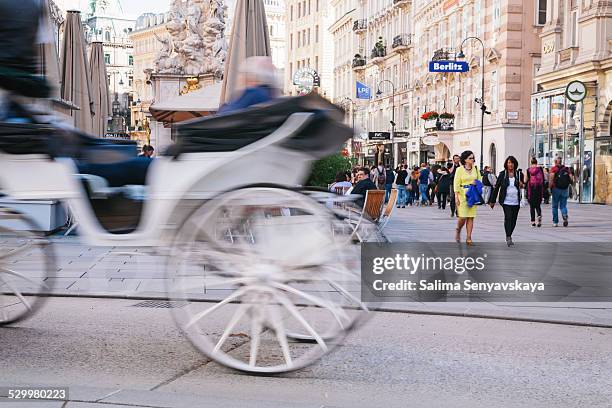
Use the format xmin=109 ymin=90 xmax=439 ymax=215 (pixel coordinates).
xmin=69 ymin=278 xmax=141 ymax=293
xmin=135 ymin=279 xmax=169 ymax=293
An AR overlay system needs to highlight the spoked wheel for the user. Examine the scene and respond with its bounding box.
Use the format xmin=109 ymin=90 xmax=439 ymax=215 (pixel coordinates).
xmin=0 ymin=208 xmax=56 ymax=325
xmin=166 ymin=187 xmax=368 ymax=374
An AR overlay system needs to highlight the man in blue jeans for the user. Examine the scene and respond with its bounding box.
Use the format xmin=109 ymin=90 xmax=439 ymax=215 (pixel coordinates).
xmin=418 ymin=163 xmax=430 ymax=206
xmin=549 ymin=157 xmax=571 ymax=227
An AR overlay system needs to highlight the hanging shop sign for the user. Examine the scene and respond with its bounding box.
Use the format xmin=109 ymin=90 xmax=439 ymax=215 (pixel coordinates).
xmin=368 ymin=131 xmax=391 ymax=140
xmin=565 ymin=80 xmax=587 ymax=103
xmin=428 ymin=61 xmax=469 ymax=73
xmin=422 ymin=135 xmax=440 ymax=146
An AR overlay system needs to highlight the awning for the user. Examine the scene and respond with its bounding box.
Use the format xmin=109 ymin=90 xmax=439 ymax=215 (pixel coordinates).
xmin=149 ymin=82 xmax=222 ymax=123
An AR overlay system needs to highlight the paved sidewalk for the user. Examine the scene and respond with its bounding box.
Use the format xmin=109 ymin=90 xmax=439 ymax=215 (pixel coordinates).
xmin=3 ymin=203 xmax=612 ymax=327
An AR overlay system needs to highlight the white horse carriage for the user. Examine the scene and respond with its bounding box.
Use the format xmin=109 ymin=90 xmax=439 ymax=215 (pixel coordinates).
xmin=0 ymin=94 xmax=369 ymax=373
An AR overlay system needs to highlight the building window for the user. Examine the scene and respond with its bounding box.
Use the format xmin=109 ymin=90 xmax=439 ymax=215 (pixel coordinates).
xmin=316 ymin=0 xmax=319 ymax=12
xmin=570 ymin=10 xmax=578 ymax=46
xmin=290 ymin=33 xmax=293 ymax=49
xmin=307 ymin=28 xmax=310 ymax=44
xmin=290 ymin=5 xmax=293 ymax=20
xmin=104 ymin=53 xmax=111 ymax=64
xmin=315 ymin=25 xmax=319 ymax=42
xmin=492 ymin=0 xmax=501 ymax=30
xmin=449 ymin=14 xmax=456 ymax=48
xmin=536 ymin=0 xmax=547 ymax=25
xmin=462 ymin=8 xmax=469 ymax=41
xmin=105 ymin=31 xmax=111 ymax=42
xmin=128 ymin=55 xmax=133 ymax=66
xmin=128 ymin=76 xmax=133 ymax=87
xmin=308 ymin=0 xmax=311 ymax=14
xmin=298 ymin=4 xmax=300 ymax=18
xmin=474 ymin=0 xmax=481 ymax=36
xmin=298 ymin=33 xmax=301 ymax=47
xmin=315 ymin=56 xmax=318 ymax=71
xmin=490 ymin=71 xmax=498 ymax=111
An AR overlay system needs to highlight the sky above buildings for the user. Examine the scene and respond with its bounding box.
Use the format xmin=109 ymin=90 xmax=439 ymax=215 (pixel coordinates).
xmin=121 ymin=0 xmax=170 ymax=16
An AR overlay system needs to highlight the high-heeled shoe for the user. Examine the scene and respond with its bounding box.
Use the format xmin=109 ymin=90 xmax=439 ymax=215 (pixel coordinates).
xmin=466 ymin=238 xmax=474 ymax=246
xmin=455 ymin=228 xmax=461 ymax=243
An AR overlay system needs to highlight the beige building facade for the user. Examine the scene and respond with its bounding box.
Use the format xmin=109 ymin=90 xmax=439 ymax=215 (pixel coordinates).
xmin=407 ymin=0 xmax=541 ymax=172
xmin=350 ymin=0 xmax=413 ymax=165
xmin=346 ymin=0 xmax=541 ymax=170
xmin=285 ymin=0 xmax=334 ymax=97
xmin=129 ymin=13 xmax=170 ymax=133
xmin=532 ymin=0 xmax=612 ymax=204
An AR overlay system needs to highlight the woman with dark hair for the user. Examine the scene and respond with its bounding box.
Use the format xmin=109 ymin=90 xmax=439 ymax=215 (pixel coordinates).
xmin=453 ymin=150 xmax=481 ymax=245
xmin=329 ymin=171 xmax=352 ymax=193
xmin=489 ymin=155 xmax=525 ymax=246
xmin=526 ymin=157 xmax=544 ymax=227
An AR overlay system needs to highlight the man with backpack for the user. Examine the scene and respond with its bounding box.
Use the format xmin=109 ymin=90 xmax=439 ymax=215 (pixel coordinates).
xmin=374 ymin=162 xmax=386 ymax=190
xmin=549 ymin=157 xmax=572 ymax=227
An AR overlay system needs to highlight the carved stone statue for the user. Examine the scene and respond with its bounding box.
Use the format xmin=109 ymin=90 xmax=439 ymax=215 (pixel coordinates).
xmin=154 ymin=0 xmax=227 ymax=76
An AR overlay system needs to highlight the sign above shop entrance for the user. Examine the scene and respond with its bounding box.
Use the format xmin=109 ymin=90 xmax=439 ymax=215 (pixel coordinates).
xmin=565 ymin=80 xmax=587 ymax=103
xmin=422 ymin=135 xmax=440 ymax=146
xmin=368 ymin=132 xmax=391 ymax=140
xmin=428 ymin=61 xmax=469 ymax=73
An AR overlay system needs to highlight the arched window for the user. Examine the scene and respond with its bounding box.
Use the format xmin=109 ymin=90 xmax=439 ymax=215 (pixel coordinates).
xmin=105 ymin=31 xmax=111 ymax=42
xmin=490 ymin=143 xmax=497 ymax=173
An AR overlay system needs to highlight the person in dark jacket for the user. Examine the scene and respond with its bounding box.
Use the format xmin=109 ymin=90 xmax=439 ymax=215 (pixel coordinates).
xmin=436 ymin=166 xmax=451 ymax=209
xmin=395 ymin=164 xmax=408 ymax=208
xmin=489 ymin=155 xmax=525 ymax=246
xmin=448 ymin=154 xmax=460 ymax=217
xmin=351 ymin=167 xmax=377 ymax=208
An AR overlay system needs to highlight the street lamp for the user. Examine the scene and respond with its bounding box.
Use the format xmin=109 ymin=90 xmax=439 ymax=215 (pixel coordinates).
xmin=376 ymin=79 xmax=396 ymax=166
xmin=456 ymin=36 xmax=491 ymax=171
xmin=341 ymin=97 xmax=357 ymax=158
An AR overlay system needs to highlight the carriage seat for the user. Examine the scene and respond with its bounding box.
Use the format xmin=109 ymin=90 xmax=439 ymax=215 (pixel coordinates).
xmin=168 ymin=93 xmax=351 ymax=159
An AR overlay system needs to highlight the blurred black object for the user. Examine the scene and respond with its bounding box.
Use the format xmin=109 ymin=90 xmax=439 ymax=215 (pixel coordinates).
xmin=0 ymin=0 xmax=51 ymax=98
xmin=171 ymin=93 xmax=352 ymax=159
xmin=0 ymin=121 xmax=136 ymax=160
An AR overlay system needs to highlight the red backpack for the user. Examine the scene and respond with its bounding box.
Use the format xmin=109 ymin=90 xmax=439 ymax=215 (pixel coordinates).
xmin=528 ymin=167 xmax=544 ymax=187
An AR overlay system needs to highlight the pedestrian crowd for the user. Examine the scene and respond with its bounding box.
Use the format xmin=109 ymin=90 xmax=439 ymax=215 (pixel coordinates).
xmin=334 ymin=151 xmax=576 ymax=247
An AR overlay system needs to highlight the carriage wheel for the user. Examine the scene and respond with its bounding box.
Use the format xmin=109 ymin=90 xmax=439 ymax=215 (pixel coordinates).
xmin=166 ymin=187 xmax=368 ymax=374
xmin=0 ymin=208 xmax=56 ymax=325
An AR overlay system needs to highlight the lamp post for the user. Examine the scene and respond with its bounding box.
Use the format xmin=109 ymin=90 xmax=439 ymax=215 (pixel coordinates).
xmin=342 ymin=97 xmax=357 ymax=158
xmin=456 ymin=37 xmax=490 ymax=171
xmin=376 ymin=79 xmax=397 ymax=166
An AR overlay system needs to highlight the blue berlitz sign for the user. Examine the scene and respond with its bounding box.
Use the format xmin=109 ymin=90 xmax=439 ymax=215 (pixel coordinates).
xmin=428 ymin=61 xmax=469 ymax=73
xmin=356 ymin=81 xmax=371 ymax=99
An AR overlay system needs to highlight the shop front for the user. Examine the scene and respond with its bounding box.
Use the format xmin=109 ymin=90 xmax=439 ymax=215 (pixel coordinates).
xmin=531 ymin=83 xmax=598 ymax=203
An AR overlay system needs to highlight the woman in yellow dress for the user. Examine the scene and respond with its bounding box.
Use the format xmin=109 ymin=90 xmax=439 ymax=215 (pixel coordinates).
xmin=453 ymin=150 xmax=482 ymax=245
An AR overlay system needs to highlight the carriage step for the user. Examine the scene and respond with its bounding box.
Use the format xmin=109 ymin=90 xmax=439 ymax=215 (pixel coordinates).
xmin=131 ymin=300 xmax=188 ymax=309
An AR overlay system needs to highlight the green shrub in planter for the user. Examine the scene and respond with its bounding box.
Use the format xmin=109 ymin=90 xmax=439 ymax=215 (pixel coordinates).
xmin=306 ymin=154 xmax=355 ymax=187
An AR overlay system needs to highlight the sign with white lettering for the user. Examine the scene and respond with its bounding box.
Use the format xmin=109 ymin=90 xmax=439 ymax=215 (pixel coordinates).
xmin=428 ymin=61 xmax=469 ymax=73
xmin=368 ymin=131 xmax=391 ymax=140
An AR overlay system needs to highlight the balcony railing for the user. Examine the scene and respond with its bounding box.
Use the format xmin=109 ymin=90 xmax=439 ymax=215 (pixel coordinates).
xmin=431 ymin=48 xmax=455 ymax=61
xmin=352 ymin=56 xmax=367 ymax=68
xmin=424 ymin=117 xmax=455 ymax=132
xmin=353 ymin=19 xmax=367 ymax=32
xmin=371 ymin=46 xmax=387 ymax=59
xmin=392 ymin=34 xmax=412 ymax=49
xmin=393 ymin=0 xmax=411 ymax=7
